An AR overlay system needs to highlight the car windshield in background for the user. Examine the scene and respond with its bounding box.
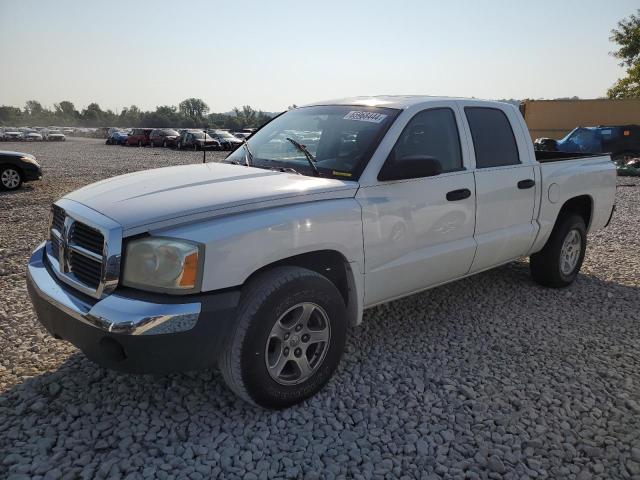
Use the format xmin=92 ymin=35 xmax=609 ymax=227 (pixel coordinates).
xmin=192 ymin=132 xmax=213 ymax=140
xmin=215 ymin=131 xmax=236 ymax=138
xmin=221 ymin=105 xmax=399 ymax=179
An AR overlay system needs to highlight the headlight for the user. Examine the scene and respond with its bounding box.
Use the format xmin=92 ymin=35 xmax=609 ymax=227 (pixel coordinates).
xmin=122 ymin=238 xmax=202 ymax=294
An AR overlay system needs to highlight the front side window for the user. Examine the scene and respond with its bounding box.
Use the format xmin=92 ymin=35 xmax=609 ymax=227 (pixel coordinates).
xmin=465 ymin=107 xmax=520 ymax=168
xmin=222 ymin=105 xmax=399 ymax=178
xmin=387 ymin=108 xmax=463 ymax=173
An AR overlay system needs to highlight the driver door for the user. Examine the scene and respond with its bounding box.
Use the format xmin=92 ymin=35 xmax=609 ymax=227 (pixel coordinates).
xmin=357 ymin=107 xmax=477 ymax=306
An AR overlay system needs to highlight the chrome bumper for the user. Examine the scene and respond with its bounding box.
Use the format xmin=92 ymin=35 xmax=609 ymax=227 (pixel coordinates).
xmin=27 ymin=243 xmax=201 ymax=335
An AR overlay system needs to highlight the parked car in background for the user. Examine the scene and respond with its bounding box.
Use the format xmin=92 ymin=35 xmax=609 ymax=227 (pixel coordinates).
xmin=207 ymin=129 xmax=243 ymax=150
xmin=63 ymin=128 xmax=75 ymax=136
xmin=0 ymin=150 xmax=42 ymax=190
xmin=23 ymin=130 xmax=43 ymax=142
xmin=232 ymin=131 xmax=251 ymax=140
xmin=176 ymin=130 xmax=220 ymax=150
xmin=2 ymin=128 xmax=22 ymax=141
xmin=617 ymin=157 xmax=640 ymax=176
xmin=125 ymin=128 xmax=152 ymax=147
xmin=45 ymin=130 xmax=66 ymax=141
xmin=149 ymin=129 xmax=180 ymax=148
xmin=535 ymin=125 xmax=640 ymax=165
xmin=106 ymin=130 xmax=129 ymax=145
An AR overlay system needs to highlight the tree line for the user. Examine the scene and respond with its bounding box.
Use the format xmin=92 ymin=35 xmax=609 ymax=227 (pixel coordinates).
xmin=0 ymin=98 xmax=276 ymax=130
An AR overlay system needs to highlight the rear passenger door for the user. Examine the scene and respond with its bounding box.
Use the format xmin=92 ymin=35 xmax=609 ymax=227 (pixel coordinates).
xmin=460 ymin=104 xmax=537 ymax=273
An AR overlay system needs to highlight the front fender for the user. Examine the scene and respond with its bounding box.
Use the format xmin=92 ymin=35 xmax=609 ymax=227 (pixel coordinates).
xmin=153 ymin=198 xmax=365 ymax=292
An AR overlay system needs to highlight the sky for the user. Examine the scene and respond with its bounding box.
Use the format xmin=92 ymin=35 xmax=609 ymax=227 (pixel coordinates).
xmin=0 ymin=0 xmax=637 ymax=113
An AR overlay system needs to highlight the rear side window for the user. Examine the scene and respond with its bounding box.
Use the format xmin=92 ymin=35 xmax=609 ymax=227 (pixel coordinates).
xmin=390 ymin=108 xmax=463 ymax=172
xmin=465 ymin=107 xmax=520 ymax=168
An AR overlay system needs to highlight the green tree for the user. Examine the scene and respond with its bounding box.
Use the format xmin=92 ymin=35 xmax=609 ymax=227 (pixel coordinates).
xmin=24 ymin=100 xmax=44 ymax=116
xmin=608 ymin=9 xmax=640 ymax=98
xmin=55 ymin=101 xmax=77 ymax=117
xmin=178 ymin=98 xmax=209 ymax=123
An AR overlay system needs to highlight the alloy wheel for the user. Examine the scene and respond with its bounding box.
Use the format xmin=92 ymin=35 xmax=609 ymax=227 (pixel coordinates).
xmin=560 ymin=229 xmax=581 ymax=275
xmin=264 ymin=302 xmax=331 ymax=386
xmin=1 ymin=168 xmax=21 ymax=189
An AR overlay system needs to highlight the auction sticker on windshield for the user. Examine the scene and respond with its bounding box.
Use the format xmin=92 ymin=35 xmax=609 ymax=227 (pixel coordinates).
xmin=343 ymin=111 xmax=388 ymax=123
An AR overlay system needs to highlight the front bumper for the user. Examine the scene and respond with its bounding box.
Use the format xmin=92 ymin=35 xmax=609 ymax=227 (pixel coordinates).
xmin=23 ymin=165 xmax=42 ymax=181
xmin=27 ymin=243 xmax=239 ymax=373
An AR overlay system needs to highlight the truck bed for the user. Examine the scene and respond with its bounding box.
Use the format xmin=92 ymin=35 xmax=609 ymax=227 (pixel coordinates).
xmin=535 ymin=150 xmax=610 ymax=163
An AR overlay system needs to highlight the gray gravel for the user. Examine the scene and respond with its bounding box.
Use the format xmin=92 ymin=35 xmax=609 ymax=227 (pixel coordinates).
xmin=1 ymin=138 xmax=640 ymax=479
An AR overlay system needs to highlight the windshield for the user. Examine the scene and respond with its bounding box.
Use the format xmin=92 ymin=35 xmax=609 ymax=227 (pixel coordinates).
xmin=192 ymin=132 xmax=213 ymax=140
xmin=222 ymin=105 xmax=398 ymax=178
xmin=213 ymin=131 xmax=236 ymax=139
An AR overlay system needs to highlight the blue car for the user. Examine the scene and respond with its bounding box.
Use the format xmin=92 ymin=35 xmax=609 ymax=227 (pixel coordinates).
xmin=535 ymin=125 xmax=640 ymax=164
xmin=106 ymin=130 xmax=129 ymax=146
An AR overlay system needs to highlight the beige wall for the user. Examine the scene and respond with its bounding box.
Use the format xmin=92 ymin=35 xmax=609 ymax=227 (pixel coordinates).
xmin=521 ymin=99 xmax=640 ymax=140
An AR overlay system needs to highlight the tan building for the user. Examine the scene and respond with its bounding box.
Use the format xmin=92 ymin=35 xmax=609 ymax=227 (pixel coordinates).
xmin=520 ymin=99 xmax=640 ymax=140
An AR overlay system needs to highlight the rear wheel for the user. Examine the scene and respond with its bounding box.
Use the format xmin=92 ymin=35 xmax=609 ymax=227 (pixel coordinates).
xmin=0 ymin=166 xmax=23 ymax=191
xmin=530 ymin=214 xmax=586 ymax=288
xmin=219 ymin=266 xmax=347 ymax=408
xmin=163 ymin=140 xmax=167 ymax=148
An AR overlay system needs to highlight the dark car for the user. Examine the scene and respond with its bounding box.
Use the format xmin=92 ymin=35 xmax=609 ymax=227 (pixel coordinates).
xmin=0 ymin=150 xmax=42 ymax=191
xmin=535 ymin=125 xmax=640 ymax=164
xmin=176 ymin=130 xmax=220 ymax=150
xmin=125 ymin=128 xmax=153 ymax=147
xmin=207 ymin=129 xmax=243 ymax=150
xmin=149 ymin=128 xmax=180 ymax=148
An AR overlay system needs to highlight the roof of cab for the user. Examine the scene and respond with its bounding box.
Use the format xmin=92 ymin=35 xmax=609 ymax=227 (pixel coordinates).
xmin=303 ymin=95 xmax=507 ymax=110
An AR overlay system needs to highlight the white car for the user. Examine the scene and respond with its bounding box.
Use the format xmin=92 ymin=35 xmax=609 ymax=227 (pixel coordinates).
xmin=22 ymin=130 xmax=43 ymax=141
xmin=27 ymin=96 xmax=616 ymax=408
xmin=45 ymin=130 xmax=66 ymax=141
xmin=2 ymin=129 xmax=22 ymax=141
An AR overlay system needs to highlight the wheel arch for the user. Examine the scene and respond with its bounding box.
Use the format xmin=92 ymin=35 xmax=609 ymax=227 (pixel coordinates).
xmin=0 ymin=162 xmax=25 ymax=181
xmin=556 ymin=195 xmax=593 ymax=231
xmin=242 ymin=249 xmax=363 ymax=326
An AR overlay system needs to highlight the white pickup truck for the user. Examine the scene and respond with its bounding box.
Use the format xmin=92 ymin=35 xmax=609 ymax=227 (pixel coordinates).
xmin=27 ymin=96 xmax=616 ymax=408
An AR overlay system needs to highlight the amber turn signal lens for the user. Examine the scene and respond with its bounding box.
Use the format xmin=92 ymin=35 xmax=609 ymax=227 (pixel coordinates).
xmin=179 ymin=252 xmax=198 ymax=288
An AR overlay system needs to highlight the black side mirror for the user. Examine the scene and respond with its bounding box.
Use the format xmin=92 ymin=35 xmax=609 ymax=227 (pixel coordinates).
xmin=378 ymin=155 xmax=442 ymax=181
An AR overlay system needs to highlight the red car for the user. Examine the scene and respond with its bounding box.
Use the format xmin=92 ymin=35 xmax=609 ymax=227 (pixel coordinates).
xmin=125 ymin=128 xmax=153 ymax=147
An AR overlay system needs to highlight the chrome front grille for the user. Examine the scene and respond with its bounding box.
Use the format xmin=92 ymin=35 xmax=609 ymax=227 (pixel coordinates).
xmin=46 ymin=200 xmax=122 ymax=299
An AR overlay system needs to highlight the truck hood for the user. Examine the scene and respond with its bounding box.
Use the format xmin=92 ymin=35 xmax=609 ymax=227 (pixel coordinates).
xmin=63 ymin=162 xmax=359 ymax=235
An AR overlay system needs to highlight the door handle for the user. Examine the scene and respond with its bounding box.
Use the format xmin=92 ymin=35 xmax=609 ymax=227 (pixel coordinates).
xmin=446 ymin=188 xmax=471 ymax=201
xmin=517 ymin=179 xmax=535 ymax=189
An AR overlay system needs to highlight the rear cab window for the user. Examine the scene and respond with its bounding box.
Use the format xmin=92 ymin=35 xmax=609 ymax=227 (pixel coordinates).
xmin=464 ymin=107 xmax=520 ymax=168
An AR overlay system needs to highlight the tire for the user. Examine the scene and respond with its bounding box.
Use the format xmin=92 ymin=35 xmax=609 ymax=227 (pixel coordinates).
xmin=193 ymin=144 xmax=198 ymax=151
xmin=176 ymin=141 xmax=181 ymax=150
xmin=0 ymin=165 xmax=23 ymax=191
xmin=138 ymin=140 xmax=142 ymax=147
xmin=219 ymin=266 xmax=347 ymax=409
xmin=149 ymin=140 xmax=154 ymax=147
xmin=530 ymin=213 xmax=586 ymax=288
xmin=163 ymin=140 xmax=167 ymax=148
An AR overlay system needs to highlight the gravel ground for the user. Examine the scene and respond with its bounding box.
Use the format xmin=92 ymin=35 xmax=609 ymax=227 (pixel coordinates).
xmin=1 ymin=138 xmax=639 ymax=479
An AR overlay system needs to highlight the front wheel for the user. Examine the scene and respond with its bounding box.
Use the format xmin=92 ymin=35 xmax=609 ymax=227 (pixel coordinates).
xmin=0 ymin=166 xmax=23 ymax=191
xmin=219 ymin=266 xmax=347 ymax=409
xmin=530 ymin=214 xmax=586 ymax=288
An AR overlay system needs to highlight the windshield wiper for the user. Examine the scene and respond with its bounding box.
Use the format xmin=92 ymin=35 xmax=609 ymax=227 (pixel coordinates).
xmin=242 ymin=139 xmax=253 ymax=167
xmin=286 ymin=137 xmax=319 ymax=177
xmin=269 ymin=166 xmax=302 ymax=175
